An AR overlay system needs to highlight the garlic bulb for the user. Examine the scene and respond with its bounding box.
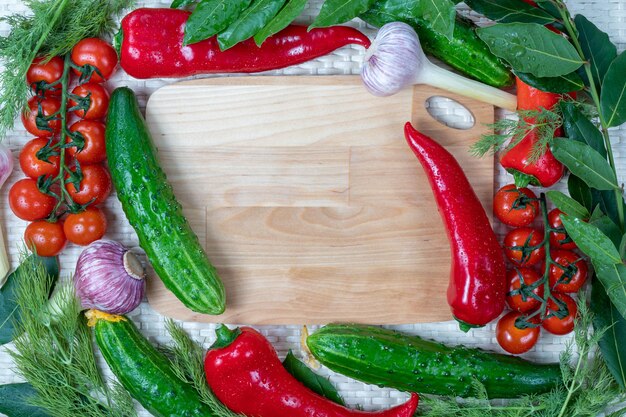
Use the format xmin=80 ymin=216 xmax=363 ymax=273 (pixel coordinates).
xmin=361 ymin=22 xmax=517 ymax=111
xmin=74 ymin=240 xmax=145 ymax=315
xmin=0 ymin=145 xmax=13 ymax=283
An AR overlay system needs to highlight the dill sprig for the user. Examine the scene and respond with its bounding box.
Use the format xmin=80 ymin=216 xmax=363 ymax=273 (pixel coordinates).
xmin=7 ymin=256 xmax=137 ymax=417
xmin=0 ymin=0 xmax=134 ymax=142
xmin=165 ymin=319 xmax=245 ymax=417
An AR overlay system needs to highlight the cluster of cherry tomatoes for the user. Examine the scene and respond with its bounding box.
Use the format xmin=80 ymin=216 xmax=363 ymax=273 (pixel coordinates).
xmin=8 ymin=38 xmax=118 ymax=257
xmin=492 ymin=184 xmax=588 ymax=354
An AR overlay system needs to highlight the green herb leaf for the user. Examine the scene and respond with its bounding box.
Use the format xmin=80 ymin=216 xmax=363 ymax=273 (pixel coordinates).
xmin=574 ymin=14 xmax=617 ymax=91
xmin=283 ymin=351 xmax=345 ymax=405
xmin=254 ymin=0 xmax=308 ymax=46
xmin=514 ymin=71 xmax=584 ymax=93
xmin=546 ymin=190 xmax=590 ymax=219
xmin=464 ymin=0 xmax=554 ymax=25
xmin=620 ymin=235 xmax=626 ymax=260
xmin=568 ymin=175 xmax=593 ymax=212
xmin=0 ymin=383 xmax=51 ymax=417
xmin=593 ymin=261 xmax=626 ymax=322
xmin=171 ymin=0 xmax=197 ymax=8
xmin=0 ymin=255 xmax=59 ymax=345
xmin=218 ymin=0 xmax=287 ymax=50
xmin=551 ymin=138 xmax=619 ymax=191
xmin=561 ymin=215 xmax=621 ymax=265
xmin=310 ymin=0 xmax=377 ymax=29
xmin=590 ymin=215 xmax=623 ymax=248
xmin=184 ymin=0 xmax=252 ymax=46
xmin=560 ymin=101 xmax=607 ymax=158
xmin=591 ymin=282 xmax=626 ymax=389
xmin=477 ymin=23 xmax=584 ymax=78
xmin=415 ymin=0 xmax=457 ymax=41
xmin=600 ymin=50 xmax=626 ymax=128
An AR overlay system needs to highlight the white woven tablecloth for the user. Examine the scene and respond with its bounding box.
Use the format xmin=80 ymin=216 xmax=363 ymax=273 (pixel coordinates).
xmin=0 ymin=1 xmax=625 ymax=415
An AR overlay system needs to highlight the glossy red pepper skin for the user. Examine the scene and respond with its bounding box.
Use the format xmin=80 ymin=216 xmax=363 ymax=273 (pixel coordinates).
xmin=204 ymin=326 xmax=419 ymax=417
xmin=119 ymin=8 xmax=371 ymax=79
xmin=500 ymin=77 xmax=566 ymax=188
xmin=404 ymin=122 xmax=506 ymax=328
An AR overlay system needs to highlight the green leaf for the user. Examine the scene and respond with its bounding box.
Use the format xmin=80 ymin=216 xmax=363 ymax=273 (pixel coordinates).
xmin=590 ymin=215 xmax=623 ymax=249
xmin=546 ymin=190 xmax=590 ymax=219
xmin=560 ymin=101 xmax=607 ymax=158
xmin=283 ymin=351 xmax=345 ymax=405
xmin=415 ymin=0 xmax=457 ymax=41
xmin=534 ymin=0 xmax=560 ymax=18
xmin=591 ymin=282 xmax=626 ymax=389
xmin=574 ymin=14 xmax=617 ymax=91
xmin=463 ymin=0 xmax=554 ymax=25
xmin=311 ymin=0 xmax=377 ymax=29
xmin=218 ymin=0 xmax=287 ymax=50
xmin=254 ymin=0 xmax=308 ymax=46
xmin=593 ymin=261 xmax=626 ymax=321
xmin=477 ymin=23 xmax=584 ymax=78
xmin=184 ymin=0 xmax=252 ymax=46
xmin=0 ymin=383 xmax=51 ymax=417
xmin=0 ymin=256 xmax=59 ymax=345
xmin=568 ymin=175 xmax=593 ymax=212
xmin=601 ymin=51 xmax=626 ymax=128
xmin=551 ymin=138 xmax=619 ymax=191
xmin=514 ymin=70 xmax=584 ymax=94
xmin=171 ymin=0 xmax=197 ymax=8
xmin=561 ymin=215 xmax=621 ymax=265
xmin=620 ymin=234 xmax=626 ymax=260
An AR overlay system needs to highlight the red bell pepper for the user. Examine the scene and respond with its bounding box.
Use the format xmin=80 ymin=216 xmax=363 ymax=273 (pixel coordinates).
xmin=204 ymin=325 xmax=419 ymax=417
xmin=118 ymin=8 xmax=371 ymax=79
xmin=404 ymin=123 xmax=506 ymax=329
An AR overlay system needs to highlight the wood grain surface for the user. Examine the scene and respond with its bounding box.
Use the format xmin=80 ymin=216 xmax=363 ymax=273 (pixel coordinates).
xmin=144 ymin=76 xmax=494 ymax=324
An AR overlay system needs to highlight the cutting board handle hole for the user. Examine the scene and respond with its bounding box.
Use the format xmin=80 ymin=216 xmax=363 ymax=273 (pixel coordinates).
xmin=425 ymin=96 xmax=476 ymax=131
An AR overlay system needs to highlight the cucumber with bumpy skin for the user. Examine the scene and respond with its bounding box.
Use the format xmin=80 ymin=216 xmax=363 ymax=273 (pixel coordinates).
xmin=106 ymin=87 xmax=225 ymax=314
xmin=307 ymin=324 xmax=562 ymax=398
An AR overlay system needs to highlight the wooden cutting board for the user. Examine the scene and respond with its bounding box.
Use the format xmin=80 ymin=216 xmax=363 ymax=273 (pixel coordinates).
xmin=144 ymin=76 xmax=494 ymax=324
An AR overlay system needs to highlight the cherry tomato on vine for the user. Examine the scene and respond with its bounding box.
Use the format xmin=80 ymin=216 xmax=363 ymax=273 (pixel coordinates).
xmin=506 ymin=268 xmax=544 ymax=313
xmin=66 ymin=120 xmax=106 ymax=165
xmin=493 ymin=184 xmax=539 ymax=227
xmin=543 ymin=293 xmax=577 ymax=335
xmin=549 ymin=250 xmax=588 ymax=293
xmin=9 ymin=178 xmax=56 ymax=221
xmin=24 ymin=220 xmax=66 ymax=257
xmin=71 ymin=38 xmax=118 ymax=83
xmin=496 ymin=311 xmax=540 ymax=354
xmin=21 ymin=97 xmax=61 ymax=137
xmin=548 ymin=209 xmax=577 ymax=250
xmin=65 ymin=164 xmax=112 ymax=206
xmin=69 ymin=83 xmax=109 ymax=120
xmin=26 ymin=56 xmax=64 ymax=96
xmin=63 ymin=207 xmax=107 ymax=245
xmin=19 ymin=137 xmax=60 ymax=179
xmin=504 ymin=227 xmax=545 ymax=266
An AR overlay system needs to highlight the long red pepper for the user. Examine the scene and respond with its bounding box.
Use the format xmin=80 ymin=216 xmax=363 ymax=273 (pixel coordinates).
xmin=204 ymin=326 xmax=419 ymax=417
xmin=404 ymin=122 xmax=506 ymax=329
xmin=118 ymin=8 xmax=371 ymax=79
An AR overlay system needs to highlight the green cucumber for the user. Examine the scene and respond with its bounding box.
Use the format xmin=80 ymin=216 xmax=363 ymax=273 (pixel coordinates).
xmin=106 ymin=87 xmax=225 ymax=314
xmin=361 ymin=0 xmax=514 ymax=88
xmin=307 ymin=324 xmax=562 ymax=398
xmin=92 ymin=312 xmax=214 ymax=417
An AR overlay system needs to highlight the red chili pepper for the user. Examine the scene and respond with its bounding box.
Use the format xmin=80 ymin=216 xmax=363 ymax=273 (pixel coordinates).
xmin=204 ymin=325 xmax=419 ymax=417
xmin=500 ymin=77 xmax=566 ymax=188
xmin=404 ymin=122 xmax=506 ymax=329
xmin=118 ymin=8 xmax=371 ymax=79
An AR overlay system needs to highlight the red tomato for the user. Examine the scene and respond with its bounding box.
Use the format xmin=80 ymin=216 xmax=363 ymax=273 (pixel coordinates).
xmin=9 ymin=178 xmax=56 ymax=221
xmin=65 ymin=164 xmax=112 ymax=206
xmin=69 ymin=83 xmax=109 ymax=120
xmin=493 ymin=184 xmax=539 ymax=227
xmin=506 ymin=268 xmax=544 ymax=313
xmin=26 ymin=56 xmax=64 ymax=96
xmin=19 ymin=137 xmax=60 ymax=179
xmin=71 ymin=38 xmax=118 ymax=83
xmin=496 ymin=311 xmax=540 ymax=354
xmin=504 ymin=227 xmax=545 ymax=266
xmin=21 ymin=97 xmax=61 ymax=137
xmin=543 ymin=293 xmax=577 ymax=335
xmin=63 ymin=207 xmax=107 ymax=245
xmin=548 ymin=209 xmax=577 ymax=250
xmin=66 ymin=120 xmax=107 ymax=165
xmin=24 ymin=220 xmax=66 ymax=257
xmin=549 ymin=250 xmax=588 ymax=293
